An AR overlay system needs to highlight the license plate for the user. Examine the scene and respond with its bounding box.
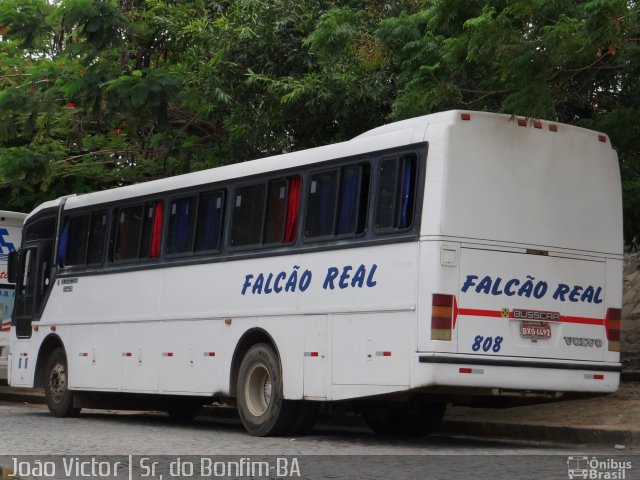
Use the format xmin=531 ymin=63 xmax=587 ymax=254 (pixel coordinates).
xmin=520 ymin=323 xmax=552 ymax=339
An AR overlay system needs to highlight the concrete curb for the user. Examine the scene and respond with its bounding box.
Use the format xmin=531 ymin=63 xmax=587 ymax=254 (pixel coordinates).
xmin=439 ymin=421 xmax=640 ymax=447
xmin=0 ymin=388 xmax=45 ymax=405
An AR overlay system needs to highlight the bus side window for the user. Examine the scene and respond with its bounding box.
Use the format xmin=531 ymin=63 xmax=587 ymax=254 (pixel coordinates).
xmin=86 ymin=211 xmax=108 ymax=264
xmin=231 ymin=184 xmax=267 ymax=247
xmin=264 ymin=176 xmax=300 ymax=244
xmin=114 ymin=205 xmax=143 ymax=261
xmin=194 ymin=190 xmax=225 ymax=252
xmin=59 ymin=215 xmax=89 ymax=266
xmin=167 ymin=196 xmax=196 ymax=255
xmin=375 ymin=154 xmax=417 ymax=231
xmin=305 ymin=170 xmax=338 ymax=238
xmin=305 ymin=164 xmax=369 ymax=239
xmin=336 ymin=165 xmax=369 ymax=235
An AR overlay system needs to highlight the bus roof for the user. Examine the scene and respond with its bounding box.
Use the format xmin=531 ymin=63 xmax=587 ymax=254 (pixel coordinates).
xmin=0 ymin=211 xmax=27 ymax=225
xmin=27 ymin=110 xmax=615 ymax=219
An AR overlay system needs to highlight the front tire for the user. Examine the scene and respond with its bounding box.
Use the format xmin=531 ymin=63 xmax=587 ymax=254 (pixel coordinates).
xmin=44 ymin=347 xmax=80 ymax=417
xmin=236 ymin=343 xmax=296 ymax=436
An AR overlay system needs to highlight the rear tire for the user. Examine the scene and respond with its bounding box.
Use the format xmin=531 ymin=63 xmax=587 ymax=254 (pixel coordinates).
xmin=363 ymin=401 xmax=446 ymax=435
xmin=236 ymin=343 xmax=296 ymax=436
xmin=44 ymin=347 xmax=80 ymax=418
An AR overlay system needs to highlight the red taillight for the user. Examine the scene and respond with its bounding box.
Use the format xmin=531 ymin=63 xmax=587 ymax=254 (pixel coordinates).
xmin=432 ymin=294 xmax=454 ymax=341
xmin=460 ymin=113 xmax=471 ymax=121
xmin=605 ymin=308 xmax=621 ymax=352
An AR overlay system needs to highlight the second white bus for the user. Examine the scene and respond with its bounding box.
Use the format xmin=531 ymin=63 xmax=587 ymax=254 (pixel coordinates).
xmin=0 ymin=210 xmax=26 ymax=382
xmin=8 ymin=110 xmax=623 ymax=436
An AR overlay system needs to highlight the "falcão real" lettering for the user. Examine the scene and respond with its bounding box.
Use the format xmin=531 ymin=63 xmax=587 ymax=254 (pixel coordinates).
xmin=461 ymin=274 xmax=603 ymax=304
xmin=241 ymin=264 xmax=378 ymax=295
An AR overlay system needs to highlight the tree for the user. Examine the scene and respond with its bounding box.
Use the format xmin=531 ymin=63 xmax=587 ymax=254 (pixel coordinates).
xmin=0 ymin=0 xmax=638 ymax=244
xmin=372 ymin=0 xmax=640 ymax=244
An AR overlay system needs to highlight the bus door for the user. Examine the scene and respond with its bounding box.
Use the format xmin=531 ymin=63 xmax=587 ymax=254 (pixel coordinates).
xmin=13 ymin=216 xmax=57 ymax=338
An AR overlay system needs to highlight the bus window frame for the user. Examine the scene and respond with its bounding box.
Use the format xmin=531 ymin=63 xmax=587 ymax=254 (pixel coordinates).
xmin=47 ymin=143 xmax=427 ymax=278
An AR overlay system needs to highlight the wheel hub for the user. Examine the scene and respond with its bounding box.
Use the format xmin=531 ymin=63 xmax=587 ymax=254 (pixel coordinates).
xmin=49 ymin=363 xmax=66 ymax=403
xmin=245 ymin=363 xmax=272 ymax=417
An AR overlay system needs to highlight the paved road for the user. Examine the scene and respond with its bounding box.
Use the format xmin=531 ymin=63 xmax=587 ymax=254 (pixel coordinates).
xmin=0 ymin=402 xmax=635 ymax=480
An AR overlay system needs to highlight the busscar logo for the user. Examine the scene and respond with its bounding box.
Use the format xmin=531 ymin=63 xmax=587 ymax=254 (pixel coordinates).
xmin=513 ymin=309 xmax=560 ymax=321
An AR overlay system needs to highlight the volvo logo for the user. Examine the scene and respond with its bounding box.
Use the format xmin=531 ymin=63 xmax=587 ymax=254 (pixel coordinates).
xmin=564 ymin=337 xmax=603 ymax=348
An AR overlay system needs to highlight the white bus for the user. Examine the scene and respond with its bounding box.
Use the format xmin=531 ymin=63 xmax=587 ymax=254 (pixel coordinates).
xmin=8 ymin=110 xmax=623 ymax=436
xmin=0 ymin=210 xmax=26 ymax=382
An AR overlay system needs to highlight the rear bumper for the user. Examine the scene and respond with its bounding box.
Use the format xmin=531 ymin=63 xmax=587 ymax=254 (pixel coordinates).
xmin=416 ymin=353 xmax=620 ymax=393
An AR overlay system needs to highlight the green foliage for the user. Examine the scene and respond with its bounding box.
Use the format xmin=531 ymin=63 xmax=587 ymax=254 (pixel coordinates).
xmin=0 ymin=0 xmax=638 ymax=243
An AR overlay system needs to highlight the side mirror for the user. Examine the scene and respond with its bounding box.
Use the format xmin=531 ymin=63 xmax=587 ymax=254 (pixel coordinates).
xmin=7 ymin=250 xmax=20 ymax=283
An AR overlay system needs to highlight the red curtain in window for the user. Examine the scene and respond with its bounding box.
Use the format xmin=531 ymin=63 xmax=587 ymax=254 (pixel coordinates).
xmin=150 ymin=200 xmax=164 ymax=258
xmin=284 ymin=177 xmax=301 ymax=243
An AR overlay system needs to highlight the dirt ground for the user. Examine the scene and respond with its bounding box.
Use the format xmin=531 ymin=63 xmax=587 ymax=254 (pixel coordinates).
xmin=446 ymin=381 xmax=640 ymax=432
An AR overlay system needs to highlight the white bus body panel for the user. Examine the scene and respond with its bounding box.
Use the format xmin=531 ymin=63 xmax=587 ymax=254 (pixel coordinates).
xmin=414 ymin=112 xmax=621 ymax=394
xmin=26 ymin=242 xmax=417 ymax=400
xmin=9 ymin=111 xmax=623 ymax=402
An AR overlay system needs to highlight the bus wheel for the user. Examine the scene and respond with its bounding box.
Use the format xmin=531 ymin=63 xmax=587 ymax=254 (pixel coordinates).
xmin=363 ymin=401 xmax=446 ymax=436
xmin=44 ymin=347 xmax=80 ymax=417
xmin=237 ymin=343 xmax=295 ymax=436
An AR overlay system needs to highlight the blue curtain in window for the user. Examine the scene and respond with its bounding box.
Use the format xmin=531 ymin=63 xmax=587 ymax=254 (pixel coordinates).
xmin=336 ymin=167 xmax=359 ymax=235
xmin=198 ymin=194 xmax=222 ymax=251
xmin=58 ymin=222 xmax=69 ymax=267
xmin=399 ymin=159 xmax=414 ymax=229
xmin=171 ymin=199 xmax=191 ymax=253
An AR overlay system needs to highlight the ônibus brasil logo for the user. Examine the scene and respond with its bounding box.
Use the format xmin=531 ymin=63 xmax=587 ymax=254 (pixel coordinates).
xmin=567 ymin=456 xmax=632 ymax=479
